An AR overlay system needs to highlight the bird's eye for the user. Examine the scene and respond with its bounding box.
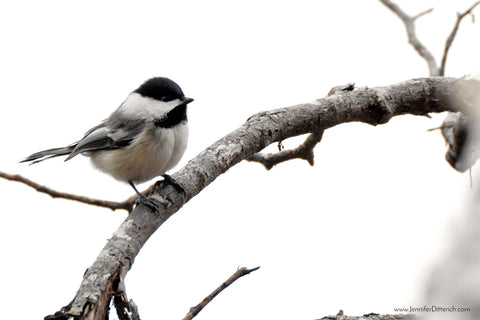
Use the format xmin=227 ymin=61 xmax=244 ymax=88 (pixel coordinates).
xmin=160 ymin=96 xmax=170 ymax=102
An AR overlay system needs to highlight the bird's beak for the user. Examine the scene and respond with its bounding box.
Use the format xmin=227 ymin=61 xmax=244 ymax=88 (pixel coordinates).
xmin=182 ymin=97 xmax=194 ymax=105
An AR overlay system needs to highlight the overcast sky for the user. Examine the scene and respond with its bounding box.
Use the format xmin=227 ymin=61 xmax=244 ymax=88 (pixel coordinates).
xmin=1 ymin=1 xmax=480 ymax=319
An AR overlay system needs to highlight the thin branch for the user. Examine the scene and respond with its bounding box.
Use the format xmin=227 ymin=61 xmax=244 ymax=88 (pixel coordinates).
xmin=182 ymin=267 xmax=260 ymax=320
xmin=412 ymin=7 xmax=434 ymax=20
xmin=380 ymin=0 xmax=439 ymax=76
xmin=247 ymin=130 xmax=324 ymax=170
xmin=440 ymin=1 xmax=480 ymax=76
xmin=0 ymin=171 xmax=136 ymax=212
xmin=426 ymin=125 xmax=453 ymax=132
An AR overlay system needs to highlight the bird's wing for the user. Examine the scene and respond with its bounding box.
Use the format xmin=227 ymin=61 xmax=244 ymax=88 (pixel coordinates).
xmin=65 ymin=118 xmax=145 ymax=161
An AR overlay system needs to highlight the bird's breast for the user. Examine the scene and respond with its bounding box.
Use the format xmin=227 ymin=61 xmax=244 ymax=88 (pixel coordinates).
xmin=90 ymin=122 xmax=189 ymax=183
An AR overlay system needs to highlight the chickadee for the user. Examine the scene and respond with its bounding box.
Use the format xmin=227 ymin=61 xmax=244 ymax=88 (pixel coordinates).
xmin=22 ymin=77 xmax=194 ymax=210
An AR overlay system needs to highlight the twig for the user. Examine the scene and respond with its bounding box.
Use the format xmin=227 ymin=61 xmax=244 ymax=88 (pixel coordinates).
xmin=182 ymin=267 xmax=260 ymax=320
xmin=427 ymin=125 xmax=454 ymax=132
xmin=0 ymin=170 xmax=136 ymax=212
xmin=413 ymin=7 xmax=434 ymax=20
xmin=440 ymin=1 xmax=480 ymax=76
xmin=381 ymin=0 xmax=480 ymax=77
xmin=380 ymin=0 xmax=440 ymax=76
xmin=247 ymin=130 xmax=324 ymax=170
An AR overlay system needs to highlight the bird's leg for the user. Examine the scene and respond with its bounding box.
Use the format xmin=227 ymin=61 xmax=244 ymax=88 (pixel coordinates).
xmin=128 ymin=181 xmax=159 ymax=212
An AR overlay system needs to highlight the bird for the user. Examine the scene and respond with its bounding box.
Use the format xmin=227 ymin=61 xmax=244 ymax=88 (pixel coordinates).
xmin=21 ymin=77 xmax=194 ymax=210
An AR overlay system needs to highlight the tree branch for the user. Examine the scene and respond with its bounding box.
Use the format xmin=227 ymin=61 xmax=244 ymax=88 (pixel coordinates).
xmin=412 ymin=8 xmax=433 ymax=21
xmin=440 ymin=1 xmax=480 ymax=76
xmin=43 ymin=77 xmax=480 ymax=319
xmin=182 ymin=266 xmax=260 ymax=320
xmin=0 ymin=170 xmax=158 ymax=212
xmin=379 ymin=0 xmax=440 ymax=76
xmin=247 ymin=83 xmax=351 ymax=169
xmin=247 ymin=130 xmax=324 ymax=169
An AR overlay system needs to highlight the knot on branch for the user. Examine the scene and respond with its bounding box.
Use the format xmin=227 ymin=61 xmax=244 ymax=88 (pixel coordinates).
xmin=365 ymin=92 xmax=392 ymax=125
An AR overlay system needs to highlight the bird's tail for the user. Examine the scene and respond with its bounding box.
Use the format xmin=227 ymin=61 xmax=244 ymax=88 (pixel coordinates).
xmin=20 ymin=146 xmax=75 ymax=164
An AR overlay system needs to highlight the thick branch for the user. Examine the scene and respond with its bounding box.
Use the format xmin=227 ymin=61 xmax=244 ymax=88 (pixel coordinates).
xmin=45 ymin=77 xmax=480 ymax=319
xmin=440 ymin=1 xmax=480 ymax=76
xmin=182 ymin=266 xmax=260 ymax=320
xmin=380 ymin=0 xmax=439 ymax=76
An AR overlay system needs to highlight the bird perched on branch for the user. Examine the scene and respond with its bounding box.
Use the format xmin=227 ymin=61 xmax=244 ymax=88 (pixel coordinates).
xmin=22 ymin=77 xmax=194 ymax=210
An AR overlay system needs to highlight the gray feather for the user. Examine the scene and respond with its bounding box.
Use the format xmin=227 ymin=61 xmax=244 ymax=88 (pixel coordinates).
xmin=23 ymin=105 xmax=146 ymax=164
xmin=21 ymin=146 xmax=75 ymax=164
xmin=65 ymin=117 xmax=146 ymax=161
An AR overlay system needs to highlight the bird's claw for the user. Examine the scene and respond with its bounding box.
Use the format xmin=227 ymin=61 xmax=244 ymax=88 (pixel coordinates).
xmin=155 ymin=174 xmax=187 ymax=197
xmin=135 ymin=194 xmax=159 ymax=212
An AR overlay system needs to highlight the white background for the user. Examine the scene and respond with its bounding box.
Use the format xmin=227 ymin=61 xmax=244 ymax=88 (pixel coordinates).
xmin=0 ymin=1 xmax=479 ymax=319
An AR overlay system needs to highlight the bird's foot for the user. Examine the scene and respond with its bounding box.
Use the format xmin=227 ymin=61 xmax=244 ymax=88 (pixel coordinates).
xmin=129 ymin=180 xmax=160 ymax=212
xmin=134 ymin=193 xmax=160 ymax=212
xmin=155 ymin=174 xmax=187 ymax=197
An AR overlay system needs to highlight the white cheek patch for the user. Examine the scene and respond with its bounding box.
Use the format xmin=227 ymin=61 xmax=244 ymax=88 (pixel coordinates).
xmin=119 ymin=93 xmax=182 ymax=121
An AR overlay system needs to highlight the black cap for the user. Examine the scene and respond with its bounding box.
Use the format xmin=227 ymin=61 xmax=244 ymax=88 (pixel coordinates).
xmin=134 ymin=77 xmax=185 ymax=102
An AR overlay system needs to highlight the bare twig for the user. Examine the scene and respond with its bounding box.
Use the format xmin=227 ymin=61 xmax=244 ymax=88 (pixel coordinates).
xmin=380 ymin=0 xmax=440 ymax=76
xmin=427 ymin=125 xmax=453 ymax=132
xmin=413 ymin=7 xmax=434 ymax=20
xmin=182 ymin=267 xmax=260 ymax=320
xmin=0 ymin=170 xmax=137 ymax=212
xmin=440 ymin=1 xmax=480 ymax=76
xmin=247 ymin=130 xmax=324 ymax=170
xmin=382 ymin=0 xmax=480 ymax=77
